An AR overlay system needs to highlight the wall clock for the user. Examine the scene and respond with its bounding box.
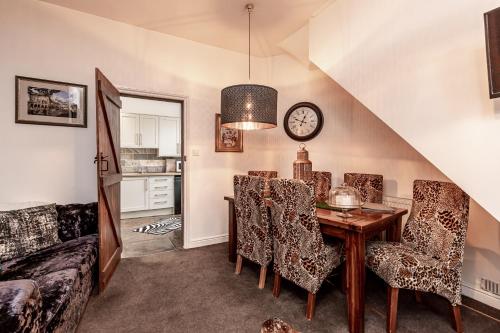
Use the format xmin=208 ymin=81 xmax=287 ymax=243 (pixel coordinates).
xmin=283 ymin=102 xmax=324 ymax=141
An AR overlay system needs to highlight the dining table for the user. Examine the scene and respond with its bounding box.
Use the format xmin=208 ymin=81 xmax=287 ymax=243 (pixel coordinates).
xmin=224 ymin=195 xmax=408 ymax=333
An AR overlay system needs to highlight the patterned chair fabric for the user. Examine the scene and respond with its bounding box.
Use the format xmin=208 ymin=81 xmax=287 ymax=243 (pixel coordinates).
xmin=269 ymin=178 xmax=343 ymax=294
xmin=305 ymin=171 xmax=332 ymax=203
xmin=366 ymin=180 xmax=470 ymax=305
xmin=344 ymin=173 xmax=383 ymax=204
xmin=248 ymin=171 xmax=278 ymax=198
xmin=234 ymin=175 xmax=273 ymax=267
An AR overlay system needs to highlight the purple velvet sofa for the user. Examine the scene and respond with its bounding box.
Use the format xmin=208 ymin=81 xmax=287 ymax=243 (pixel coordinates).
xmin=0 ymin=203 xmax=98 ymax=333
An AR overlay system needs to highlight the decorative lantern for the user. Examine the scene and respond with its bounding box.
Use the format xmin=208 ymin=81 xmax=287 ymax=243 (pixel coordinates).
xmin=293 ymin=144 xmax=312 ymax=180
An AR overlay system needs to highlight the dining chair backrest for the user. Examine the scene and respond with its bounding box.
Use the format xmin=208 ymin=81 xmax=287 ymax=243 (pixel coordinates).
xmin=403 ymin=180 xmax=469 ymax=267
xmin=233 ymin=175 xmax=272 ymax=266
xmin=344 ymin=173 xmax=383 ymax=204
xmin=305 ymin=171 xmax=332 ymax=203
xmin=248 ymin=171 xmax=278 ymax=197
xmin=268 ymin=178 xmax=329 ymax=294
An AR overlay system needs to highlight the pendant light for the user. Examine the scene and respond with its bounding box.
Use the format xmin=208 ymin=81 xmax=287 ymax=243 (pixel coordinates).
xmin=220 ymin=4 xmax=277 ymax=130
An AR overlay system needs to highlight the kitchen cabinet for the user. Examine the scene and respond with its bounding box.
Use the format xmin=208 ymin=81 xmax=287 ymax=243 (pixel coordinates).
xmin=121 ymin=176 xmax=174 ymax=213
xmin=120 ymin=113 xmax=140 ymax=148
xmin=120 ymin=114 xmax=159 ymax=148
xmin=121 ymin=177 xmax=149 ymax=212
xmin=158 ymin=116 xmax=181 ymax=157
xmin=139 ymin=115 xmax=159 ymax=148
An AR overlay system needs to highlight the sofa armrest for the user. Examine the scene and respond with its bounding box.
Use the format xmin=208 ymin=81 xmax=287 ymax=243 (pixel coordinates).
xmin=0 ymin=279 xmax=42 ymax=333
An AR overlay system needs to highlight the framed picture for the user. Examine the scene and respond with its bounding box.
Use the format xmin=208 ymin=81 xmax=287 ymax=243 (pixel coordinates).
xmin=215 ymin=113 xmax=243 ymax=152
xmin=15 ymin=76 xmax=87 ymax=127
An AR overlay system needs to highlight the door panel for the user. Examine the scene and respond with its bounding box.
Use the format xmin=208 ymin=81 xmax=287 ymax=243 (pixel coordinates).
xmin=140 ymin=115 xmax=159 ymax=148
xmin=120 ymin=113 xmax=140 ymax=148
xmin=121 ymin=177 xmax=149 ymax=212
xmin=96 ymin=68 xmax=123 ymax=292
xmin=158 ymin=116 xmax=178 ymax=156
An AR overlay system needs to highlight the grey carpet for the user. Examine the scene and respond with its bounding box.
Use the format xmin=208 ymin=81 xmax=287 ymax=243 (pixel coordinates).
xmin=78 ymin=243 xmax=500 ymax=333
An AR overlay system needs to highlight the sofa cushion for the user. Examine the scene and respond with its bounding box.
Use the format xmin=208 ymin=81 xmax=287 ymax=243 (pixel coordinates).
xmin=0 ymin=204 xmax=61 ymax=262
xmin=0 ymin=234 xmax=98 ymax=281
xmin=56 ymin=203 xmax=98 ymax=242
xmin=35 ymin=269 xmax=79 ymax=328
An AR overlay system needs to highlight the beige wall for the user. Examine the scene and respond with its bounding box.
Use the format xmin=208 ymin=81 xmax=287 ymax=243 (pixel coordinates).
xmin=267 ymin=54 xmax=500 ymax=308
xmin=0 ymin=0 xmax=269 ymax=248
xmin=310 ymin=0 xmax=500 ymax=224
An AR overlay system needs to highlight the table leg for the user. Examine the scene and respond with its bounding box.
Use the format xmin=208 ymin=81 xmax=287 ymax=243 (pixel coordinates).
xmin=228 ymin=200 xmax=237 ymax=263
xmin=346 ymin=231 xmax=366 ymax=333
xmin=387 ymin=216 xmax=402 ymax=242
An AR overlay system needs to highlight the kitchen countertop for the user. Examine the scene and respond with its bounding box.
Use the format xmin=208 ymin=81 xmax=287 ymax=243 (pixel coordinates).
xmin=123 ymin=172 xmax=181 ymax=177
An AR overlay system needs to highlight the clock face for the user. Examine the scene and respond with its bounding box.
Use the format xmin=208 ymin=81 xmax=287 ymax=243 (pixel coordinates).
xmin=284 ymin=103 xmax=323 ymax=141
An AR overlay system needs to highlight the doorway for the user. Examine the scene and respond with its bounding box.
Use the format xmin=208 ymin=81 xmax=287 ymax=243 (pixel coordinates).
xmin=118 ymin=92 xmax=185 ymax=258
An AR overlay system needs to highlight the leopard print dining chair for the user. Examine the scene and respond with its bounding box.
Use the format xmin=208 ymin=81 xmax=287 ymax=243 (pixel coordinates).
xmin=269 ymin=178 xmax=343 ymax=320
xmin=248 ymin=171 xmax=278 ymax=198
xmin=365 ymin=180 xmax=470 ymax=333
xmin=233 ymin=175 xmax=273 ymax=289
xmin=305 ymin=171 xmax=332 ymax=203
xmin=344 ymin=173 xmax=383 ymax=203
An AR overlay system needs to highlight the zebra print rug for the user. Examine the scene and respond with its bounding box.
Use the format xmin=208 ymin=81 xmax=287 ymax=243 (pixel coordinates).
xmin=133 ymin=216 xmax=181 ymax=235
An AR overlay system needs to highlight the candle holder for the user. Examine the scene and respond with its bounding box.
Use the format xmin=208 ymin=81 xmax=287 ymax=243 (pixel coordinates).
xmin=328 ymin=183 xmax=362 ymax=218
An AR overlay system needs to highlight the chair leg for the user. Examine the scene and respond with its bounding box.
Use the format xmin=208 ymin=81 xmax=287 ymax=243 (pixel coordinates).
xmin=258 ymin=266 xmax=267 ymax=289
xmin=272 ymin=272 xmax=281 ymax=298
xmin=415 ymin=291 xmax=423 ymax=304
xmin=450 ymin=304 xmax=463 ymax=333
xmin=306 ymin=292 xmax=316 ymax=320
xmin=235 ymin=254 xmax=243 ymax=275
xmin=387 ymin=287 xmax=399 ymax=333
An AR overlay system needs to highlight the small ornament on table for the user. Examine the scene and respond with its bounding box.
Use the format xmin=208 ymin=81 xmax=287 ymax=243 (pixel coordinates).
xmin=293 ymin=144 xmax=312 ymax=180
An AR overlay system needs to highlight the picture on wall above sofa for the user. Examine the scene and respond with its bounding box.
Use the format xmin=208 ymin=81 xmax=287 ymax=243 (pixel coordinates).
xmin=15 ymin=76 xmax=87 ymax=128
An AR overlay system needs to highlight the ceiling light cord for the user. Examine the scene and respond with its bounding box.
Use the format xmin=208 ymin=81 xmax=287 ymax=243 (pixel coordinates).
xmin=247 ymin=4 xmax=253 ymax=82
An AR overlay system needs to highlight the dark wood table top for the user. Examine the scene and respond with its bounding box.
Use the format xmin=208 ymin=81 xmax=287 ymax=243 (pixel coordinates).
xmin=224 ymin=195 xmax=408 ymax=234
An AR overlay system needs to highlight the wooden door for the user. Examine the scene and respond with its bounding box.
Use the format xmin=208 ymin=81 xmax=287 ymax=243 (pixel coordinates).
xmin=96 ymin=68 xmax=123 ymax=291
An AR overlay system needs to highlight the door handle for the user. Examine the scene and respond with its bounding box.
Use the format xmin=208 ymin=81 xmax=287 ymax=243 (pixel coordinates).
xmin=94 ymin=153 xmax=109 ymax=172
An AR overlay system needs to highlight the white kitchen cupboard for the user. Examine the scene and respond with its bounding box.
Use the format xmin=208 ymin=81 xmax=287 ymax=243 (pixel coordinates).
xmin=139 ymin=115 xmax=159 ymax=148
xmin=120 ymin=113 xmax=140 ymax=148
xmin=158 ymin=116 xmax=181 ymax=157
xmin=121 ymin=177 xmax=149 ymax=212
xmin=120 ymin=114 xmax=159 ymax=148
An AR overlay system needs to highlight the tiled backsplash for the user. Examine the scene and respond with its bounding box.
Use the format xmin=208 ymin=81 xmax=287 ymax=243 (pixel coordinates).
xmin=121 ymin=148 xmax=178 ymax=173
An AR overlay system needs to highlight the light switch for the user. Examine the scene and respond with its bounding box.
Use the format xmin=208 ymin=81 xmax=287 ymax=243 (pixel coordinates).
xmin=192 ymin=149 xmax=200 ymax=156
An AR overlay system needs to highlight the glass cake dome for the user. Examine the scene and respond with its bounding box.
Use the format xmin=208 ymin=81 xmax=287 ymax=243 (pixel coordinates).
xmin=328 ymin=183 xmax=363 ymax=218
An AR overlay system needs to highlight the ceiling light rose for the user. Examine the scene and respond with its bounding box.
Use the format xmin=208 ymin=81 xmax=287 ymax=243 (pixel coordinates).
xmin=220 ymin=4 xmax=278 ymax=131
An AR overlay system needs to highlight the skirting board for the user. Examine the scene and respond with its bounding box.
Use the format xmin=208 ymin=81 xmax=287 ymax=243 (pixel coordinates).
xmin=186 ymin=234 xmax=228 ymax=249
xmin=121 ymin=208 xmax=174 ymax=219
xmin=462 ymin=283 xmax=500 ymax=309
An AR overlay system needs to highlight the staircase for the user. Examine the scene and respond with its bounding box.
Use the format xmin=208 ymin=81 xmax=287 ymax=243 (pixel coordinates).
xmin=308 ymin=0 xmax=500 ymax=221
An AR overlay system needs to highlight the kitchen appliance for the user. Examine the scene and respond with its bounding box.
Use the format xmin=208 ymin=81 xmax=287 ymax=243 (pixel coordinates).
xmin=174 ymin=175 xmax=181 ymax=215
xmin=176 ymin=160 xmax=182 ymax=172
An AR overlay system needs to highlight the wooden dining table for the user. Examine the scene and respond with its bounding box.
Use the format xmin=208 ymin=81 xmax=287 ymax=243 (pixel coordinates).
xmin=224 ymin=196 xmax=407 ymax=333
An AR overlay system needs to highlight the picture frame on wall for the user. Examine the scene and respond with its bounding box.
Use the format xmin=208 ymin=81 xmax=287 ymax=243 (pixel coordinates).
xmin=215 ymin=113 xmax=243 ymax=152
xmin=15 ymin=76 xmax=87 ymax=127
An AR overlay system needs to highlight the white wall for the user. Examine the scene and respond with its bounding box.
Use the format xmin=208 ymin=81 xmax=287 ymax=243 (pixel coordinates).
xmin=0 ymin=0 xmax=269 ymax=248
xmin=266 ymin=54 xmax=500 ymax=308
xmin=310 ymin=0 xmax=500 ymax=223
